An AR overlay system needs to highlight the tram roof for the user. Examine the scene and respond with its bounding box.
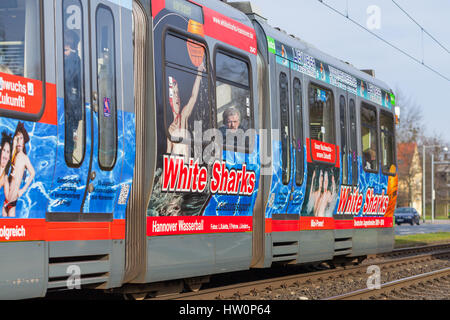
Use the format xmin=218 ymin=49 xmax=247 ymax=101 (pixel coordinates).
xmin=196 ymin=0 xmax=255 ymax=29
xmin=227 ymin=1 xmax=393 ymax=95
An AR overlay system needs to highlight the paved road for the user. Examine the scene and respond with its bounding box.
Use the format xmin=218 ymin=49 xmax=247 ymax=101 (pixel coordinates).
xmin=395 ymin=220 xmax=450 ymax=236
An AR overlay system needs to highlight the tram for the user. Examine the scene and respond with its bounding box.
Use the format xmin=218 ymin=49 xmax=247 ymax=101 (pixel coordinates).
xmin=0 ymin=0 xmax=398 ymax=299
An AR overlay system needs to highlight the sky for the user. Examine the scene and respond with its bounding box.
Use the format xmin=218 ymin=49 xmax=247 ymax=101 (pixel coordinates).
xmin=235 ymin=0 xmax=450 ymax=142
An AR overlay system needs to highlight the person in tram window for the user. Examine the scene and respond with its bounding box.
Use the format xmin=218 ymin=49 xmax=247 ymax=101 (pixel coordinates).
xmin=219 ymin=106 xmax=250 ymax=150
xmin=166 ymin=62 xmax=205 ymax=159
xmin=63 ymin=29 xmax=83 ymax=162
xmin=219 ymin=107 xmax=244 ymax=135
xmin=4 ymin=122 xmax=35 ymax=217
xmin=364 ymin=149 xmax=376 ymax=170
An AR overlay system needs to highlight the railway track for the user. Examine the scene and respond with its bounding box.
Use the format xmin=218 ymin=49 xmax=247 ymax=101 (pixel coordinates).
xmin=151 ymin=243 xmax=450 ymax=300
xmin=365 ymin=243 xmax=450 ymax=263
xmin=326 ymin=267 xmax=450 ymax=300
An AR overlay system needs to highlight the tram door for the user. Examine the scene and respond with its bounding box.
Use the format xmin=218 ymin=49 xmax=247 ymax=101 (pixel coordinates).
xmin=271 ymin=58 xmax=293 ymax=216
xmin=347 ymin=92 xmax=358 ymax=188
xmin=336 ymin=88 xmax=355 ymax=220
xmin=83 ymin=0 xmax=124 ymax=216
xmin=49 ymin=0 xmax=124 ymax=219
xmin=271 ymin=58 xmax=306 ymax=217
xmin=287 ymin=62 xmax=305 ymax=214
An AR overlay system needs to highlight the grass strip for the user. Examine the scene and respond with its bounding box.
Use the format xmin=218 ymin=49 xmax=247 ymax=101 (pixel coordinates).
xmin=395 ymin=232 xmax=450 ymax=248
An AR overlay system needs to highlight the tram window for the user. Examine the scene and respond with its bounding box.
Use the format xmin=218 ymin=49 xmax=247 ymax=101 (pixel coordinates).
xmin=164 ymin=33 xmax=210 ymax=158
xmin=279 ymin=72 xmax=290 ymax=185
xmin=63 ymin=0 xmax=85 ymax=167
xmin=339 ymin=95 xmax=348 ymax=184
xmin=349 ymin=98 xmax=358 ymax=185
xmin=96 ymin=6 xmax=117 ymax=170
xmin=380 ymin=111 xmax=395 ymax=174
xmin=215 ymin=51 xmax=253 ymax=152
xmin=293 ymin=77 xmax=304 ymax=186
xmin=0 ymin=0 xmax=41 ymax=78
xmin=361 ymin=103 xmax=378 ymax=172
xmin=308 ymin=84 xmax=335 ymax=144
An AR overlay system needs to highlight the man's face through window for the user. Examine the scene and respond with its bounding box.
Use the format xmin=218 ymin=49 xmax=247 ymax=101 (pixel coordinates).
xmin=226 ymin=114 xmax=240 ymax=130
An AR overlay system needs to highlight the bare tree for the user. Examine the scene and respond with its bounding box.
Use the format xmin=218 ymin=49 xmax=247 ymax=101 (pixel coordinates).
xmin=395 ymin=88 xmax=425 ymax=208
xmin=394 ymin=87 xmax=450 ymax=216
xmin=395 ymin=88 xmax=425 ymax=145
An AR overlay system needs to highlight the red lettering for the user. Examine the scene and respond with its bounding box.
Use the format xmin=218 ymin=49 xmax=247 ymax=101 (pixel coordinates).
xmin=239 ymin=164 xmax=248 ymax=194
xmin=211 ymin=161 xmax=222 ymax=193
xmin=198 ymin=167 xmax=207 ymax=192
xmin=227 ymin=169 xmax=237 ymax=194
xmin=177 ymin=159 xmax=189 ymax=190
xmin=363 ymin=188 xmax=373 ymax=214
xmin=355 ymin=194 xmax=363 ymax=214
xmin=192 ymin=161 xmax=200 ymax=192
xmin=162 ymin=155 xmax=181 ymax=191
xmin=235 ymin=170 xmax=243 ymax=194
xmin=338 ymin=186 xmax=349 ymax=213
xmin=219 ymin=163 xmax=228 ymax=192
xmin=247 ymin=172 xmax=256 ymax=194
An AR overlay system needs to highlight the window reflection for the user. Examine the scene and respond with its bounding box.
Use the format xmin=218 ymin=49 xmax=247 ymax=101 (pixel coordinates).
xmin=339 ymin=95 xmax=348 ymax=184
xmin=309 ymin=84 xmax=335 ymax=144
xmin=349 ymin=99 xmax=358 ymax=185
xmin=215 ymin=52 xmax=253 ymax=152
xmin=96 ymin=6 xmax=117 ymax=170
xmin=63 ymin=0 xmax=85 ymax=166
xmin=279 ymin=72 xmax=290 ymax=184
xmin=361 ymin=103 xmax=378 ymax=171
xmin=0 ymin=0 xmax=41 ymax=78
xmin=293 ymin=77 xmax=303 ymax=186
xmin=164 ymin=33 xmax=210 ymax=159
xmin=380 ymin=112 xmax=395 ymax=173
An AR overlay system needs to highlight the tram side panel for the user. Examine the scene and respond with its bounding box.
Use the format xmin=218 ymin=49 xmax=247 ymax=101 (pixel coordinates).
xmin=143 ymin=0 xmax=260 ymax=283
xmin=0 ymin=0 xmax=55 ymax=299
xmin=46 ymin=0 xmax=134 ymax=290
xmin=253 ymin=26 xmax=398 ymax=266
xmin=351 ymin=96 xmax=397 ymax=256
xmin=261 ymin=35 xmax=337 ymax=265
xmin=0 ymin=0 xmax=135 ymax=299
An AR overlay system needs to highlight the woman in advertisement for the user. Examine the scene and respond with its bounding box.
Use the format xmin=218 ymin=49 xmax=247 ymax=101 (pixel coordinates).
xmin=3 ymin=122 xmax=35 ymax=217
xmin=0 ymin=131 xmax=13 ymax=217
xmin=166 ymin=62 xmax=206 ymax=159
xmin=305 ymin=166 xmax=338 ymax=217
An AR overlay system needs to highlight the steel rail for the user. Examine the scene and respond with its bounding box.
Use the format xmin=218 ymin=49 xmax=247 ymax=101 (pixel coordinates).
xmin=325 ymin=267 xmax=450 ymax=300
xmin=366 ymin=243 xmax=450 ymax=261
xmin=150 ymin=249 xmax=450 ymax=300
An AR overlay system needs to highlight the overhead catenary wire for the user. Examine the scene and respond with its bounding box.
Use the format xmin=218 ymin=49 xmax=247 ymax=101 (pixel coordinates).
xmin=316 ymin=0 xmax=450 ymax=83
xmin=391 ymin=0 xmax=450 ymax=56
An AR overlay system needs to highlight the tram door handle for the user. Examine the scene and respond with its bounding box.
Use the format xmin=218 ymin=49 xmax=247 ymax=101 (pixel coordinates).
xmin=92 ymin=92 xmax=98 ymax=113
xmin=290 ymin=138 xmax=295 ymax=201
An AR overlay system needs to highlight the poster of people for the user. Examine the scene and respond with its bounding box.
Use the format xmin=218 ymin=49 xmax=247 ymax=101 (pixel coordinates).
xmin=301 ymin=162 xmax=339 ymax=217
xmin=147 ymin=3 xmax=259 ymax=222
xmin=0 ymin=120 xmax=42 ymax=218
xmin=147 ymin=28 xmax=211 ymax=217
